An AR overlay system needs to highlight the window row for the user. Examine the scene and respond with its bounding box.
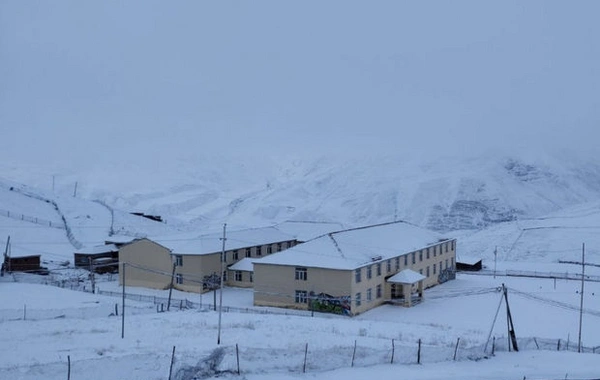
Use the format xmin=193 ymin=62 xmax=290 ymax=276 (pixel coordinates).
xmin=229 ymin=241 xmax=294 ymax=261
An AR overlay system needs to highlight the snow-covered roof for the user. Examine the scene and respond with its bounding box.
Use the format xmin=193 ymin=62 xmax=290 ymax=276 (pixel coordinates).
xmin=256 ymin=221 xmax=453 ymax=270
xmin=456 ymin=256 xmax=482 ymax=265
xmin=155 ymin=226 xmax=297 ymax=255
xmin=274 ymin=221 xmax=345 ymax=242
xmin=228 ymin=258 xmax=257 ymax=272
xmin=387 ymin=269 xmax=426 ymax=284
xmin=105 ymin=236 xmax=136 ymax=245
xmin=75 ymin=244 xmax=118 ymax=255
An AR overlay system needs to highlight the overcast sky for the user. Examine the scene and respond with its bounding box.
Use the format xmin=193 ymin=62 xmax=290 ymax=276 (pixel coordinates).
xmin=1 ymin=1 xmax=599 ymax=169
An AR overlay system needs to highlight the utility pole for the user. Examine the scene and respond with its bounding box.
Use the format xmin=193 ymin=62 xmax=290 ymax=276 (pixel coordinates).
xmin=503 ymin=284 xmax=519 ymax=352
xmin=217 ymin=223 xmax=227 ymax=345
xmin=121 ymin=263 xmax=126 ymax=339
xmin=578 ymin=243 xmax=585 ymax=353
xmin=73 ymin=181 xmax=78 ymax=197
xmin=494 ymin=246 xmax=498 ymax=279
xmin=88 ymin=257 xmax=96 ymax=294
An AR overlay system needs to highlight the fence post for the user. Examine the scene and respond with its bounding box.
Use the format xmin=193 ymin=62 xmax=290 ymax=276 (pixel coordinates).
xmin=303 ymin=343 xmax=308 ymax=373
xmin=453 ymin=338 xmax=460 ymax=360
xmin=236 ymin=344 xmax=240 ymax=375
xmin=67 ymin=355 xmax=71 ymax=380
xmin=391 ymin=339 xmax=395 ymax=364
xmin=23 ymin=304 xmax=26 ymax=320
xmin=115 ymin=303 xmax=118 ymax=316
xmin=417 ymin=339 xmax=421 ymax=364
xmin=351 ymin=340 xmax=357 ymax=367
xmin=557 ymin=339 xmax=561 ymax=351
xmin=534 ymin=338 xmax=539 ymax=349
xmin=168 ymin=346 xmax=176 ymax=380
xmin=492 ymin=337 xmax=495 ymax=355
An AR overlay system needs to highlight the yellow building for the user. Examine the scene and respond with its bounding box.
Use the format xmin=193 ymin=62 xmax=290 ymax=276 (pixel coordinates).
xmin=253 ymin=221 xmax=456 ymax=316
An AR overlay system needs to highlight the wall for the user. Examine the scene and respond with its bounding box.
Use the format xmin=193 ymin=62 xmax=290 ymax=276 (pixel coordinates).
xmin=119 ymin=239 xmax=172 ymax=290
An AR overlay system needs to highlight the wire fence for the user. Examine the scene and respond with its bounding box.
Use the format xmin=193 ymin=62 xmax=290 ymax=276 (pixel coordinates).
xmin=0 ymin=208 xmax=63 ymax=229
xmin=461 ymin=268 xmax=600 ymax=282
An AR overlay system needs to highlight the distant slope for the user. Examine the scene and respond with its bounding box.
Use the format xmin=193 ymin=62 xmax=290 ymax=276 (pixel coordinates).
xmin=78 ymin=152 xmax=600 ymax=233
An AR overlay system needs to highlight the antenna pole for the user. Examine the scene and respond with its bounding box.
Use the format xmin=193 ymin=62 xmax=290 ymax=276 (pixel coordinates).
xmin=217 ymin=223 xmax=227 ymax=345
xmin=578 ymin=243 xmax=585 ymax=353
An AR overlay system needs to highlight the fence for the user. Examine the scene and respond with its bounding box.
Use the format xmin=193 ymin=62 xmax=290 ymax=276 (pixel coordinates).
xmin=461 ymin=268 xmax=600 ymax=282
xmin=0 ymin=208 xmax=63 ymax=229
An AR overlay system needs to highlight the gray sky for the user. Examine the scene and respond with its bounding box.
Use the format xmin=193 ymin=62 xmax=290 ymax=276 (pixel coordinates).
xmin=1 ymin=0 xmax=599 ymax=167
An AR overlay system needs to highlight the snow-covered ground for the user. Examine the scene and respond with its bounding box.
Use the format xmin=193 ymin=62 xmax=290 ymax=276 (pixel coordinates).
xmin=1 ymin=271 xmax=599 ymax=380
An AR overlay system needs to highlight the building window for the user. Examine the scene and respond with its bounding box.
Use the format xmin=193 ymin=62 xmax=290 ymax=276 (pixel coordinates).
xmin=440 ymin=261 xmax=443 ymax=272
xmin=434 ymin=246 xmax=437 ymax=257
xmin=267 ymin=245 xmax=272 ymax=254
xmin=386 ymin=260 xmax=391 ymax=273
xmin=433 ymin=264 xmax=436 ymax=275
xmin=426 ymin=248 xmax=430 ymax=260
xmin=235 ymin=271 xmax=243 ymax=282
xmin=277 ymin=243 xmax=282 ymax=252
xmin=445 ymin=242 xmax=449 ymax=253
xmin=452 ymin=240 xmax=456 ymax=250
xmin=175 ymin=255 xmax=183 ymax=267
xmin=222 ymin=270 xmax=227 ymax=282
xmin=246 ymin=248 xmax=251 ymax=258
xmin=395 ymin=257 xmax=400 ymax=270
xmin=426 ymin=266 xmax=430 ymax=277
xmin=355 ymin=292 xmax=362 ymax=307
xmin=419 ymin=269 xmax=423 ymax=275
xmin=412 ymin=252 xmax=416 ymax=264
xmin=355 ymin=268 xmax=362 ymax=283
xmin=376 ymin=263 xmax=382 ymax=276
xmin=256 ymin=246 xmax=262 ymax=256
xmin=233 ymin=250 xmax=238 ymax=260
xmin=404 ymin=255 xmax=408 ymax=266
xmin=376 ymin=284 xmax=382 ymax=298
xmin=419 ymin=250 xmax=423 ymax=262
xmin=451 ymin=257 xmax=454 ymax=268
xmin=287 ymin=241 xmax=293 ymax=248
xmin=445 ymin=259 xmax=449 ymax=269
xmin=367 ymin=265 xmax=372 ymax=279
xmin=295 ymin=290 xmax=308 ymax=304
xmin=176 ymin=274 xmax=183 ymax=284
xmin=366 ymin=288 xmax=372 ymax=302
xmin=295 ymin=267 xmax=308 ymax=281
xmin=250 ymin=272 xmax=253 ymax=283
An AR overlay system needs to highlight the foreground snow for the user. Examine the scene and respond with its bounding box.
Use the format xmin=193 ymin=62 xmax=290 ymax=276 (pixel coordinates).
xmin=2 ymin=270 xmax=599 ymax=379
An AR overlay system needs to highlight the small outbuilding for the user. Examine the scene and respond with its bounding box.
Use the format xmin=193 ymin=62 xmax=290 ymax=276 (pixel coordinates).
xmin=74 ymin=244 xmax=120 ymax=273
xmin=2 ymin=254 xmax=42 ymax=273
xmin=456 ymin=256 xmax=482 ymax=271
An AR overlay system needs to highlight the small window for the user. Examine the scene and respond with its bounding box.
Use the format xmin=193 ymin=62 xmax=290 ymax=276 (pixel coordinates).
xmin=434 ymin=246 xmax=437 ymax=257
xmin=395 ymin=257 xmax=400 ymax=270
xmin=419 ymin=251 xmax=423 ymax=262
xmin=355 ymin=292 xmax=362 ymax=307
xmin=175 ymin=255 xmax=183 ymax=267
xmin=446 ymin=259 xmax=449 ymax=269
xmin=426 ymin=248 xmax=430 ymax=260
xmin=376 ymin=284 xmax=382 ymax=298
xmin=433 ymin=264 xmax=437 ymax=275
xmin=412 ymin=252 xmax=416 ymax=264
xmin=426 ymin=266 xmax=430 ymax=277
xmin=267 ymin=245 xmax=272 ymax=254
xmin=355 ymin=268 xmax=362 ymax=283
xmin=419 ymin=269 xmax=423 ymax=275
xmin=440 ymin=261 xmax=443 ymax=272
xmin=222 ymin=270 xmax=227 ymax=282
xmin=386 ymin=260 xmax=391 ymax=273
xmin=366 ymin=288 xmax=372 ymax=302
xmin=367 ymin=265 xmax=372 ymax=279
xmin=451 ymin=257 xmax=454 ymax=268
xmin=287 ymin=241 xmax=293 ymax=248
xmin=250 ymin=272 xmax=254 ymax=283
xmin=295 ymin=267 xmax=308 ymax=281
xmin=295 ymin=290 xmax=308 ymax=303
xmin=277 ymin=243 xmax=282 ymax=252
xmin=376 ymin=263 xmax=382 ymax=276
xmin=176 ymin=273 xmax=183 ymax=284
xmin=233 ymin=250 xmax=239 ymax=260
xmin=235 ymin=271 xmax=243 ymax=281
xmin=445 ymin=242 xmax=449 ymax=253
xmin=256 ymin=246 xmax=262 ymax=256
xmin=245 ymin=248 xmax=251 ymax=258
xmin=452 ymin=240 xmax=456 ymax=250
xmin=404 ymin=255 xmax=408 ymax=266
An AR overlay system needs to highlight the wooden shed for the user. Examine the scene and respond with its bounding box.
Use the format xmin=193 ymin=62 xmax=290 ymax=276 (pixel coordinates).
xmin=456 ymin=256 xmax=483 ymax=271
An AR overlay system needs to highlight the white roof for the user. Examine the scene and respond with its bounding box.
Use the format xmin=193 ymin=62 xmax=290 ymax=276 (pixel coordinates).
xmin=76 ymin=244 xmax=119 ymax=255
xmin=274 ymin=221 xmax=345 ymax=242
xmin=256 ymin=221 xmax=452 ymax=270
xmin=105 ymin=236 xmax=136 ymax=245
xmin=387 ymin=269 xmax=426 ymax=284
xmin=228 ymin=258 xmax=257 ymax=272
xmin=457 ymin=255 xmax=482 ymax=265
xmin=155 ymin=226 xmax=296 ymax=255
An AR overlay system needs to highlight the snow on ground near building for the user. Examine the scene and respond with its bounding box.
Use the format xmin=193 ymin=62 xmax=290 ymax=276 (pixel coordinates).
xmin=2 ymin=272 xmax=599 ymax=379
